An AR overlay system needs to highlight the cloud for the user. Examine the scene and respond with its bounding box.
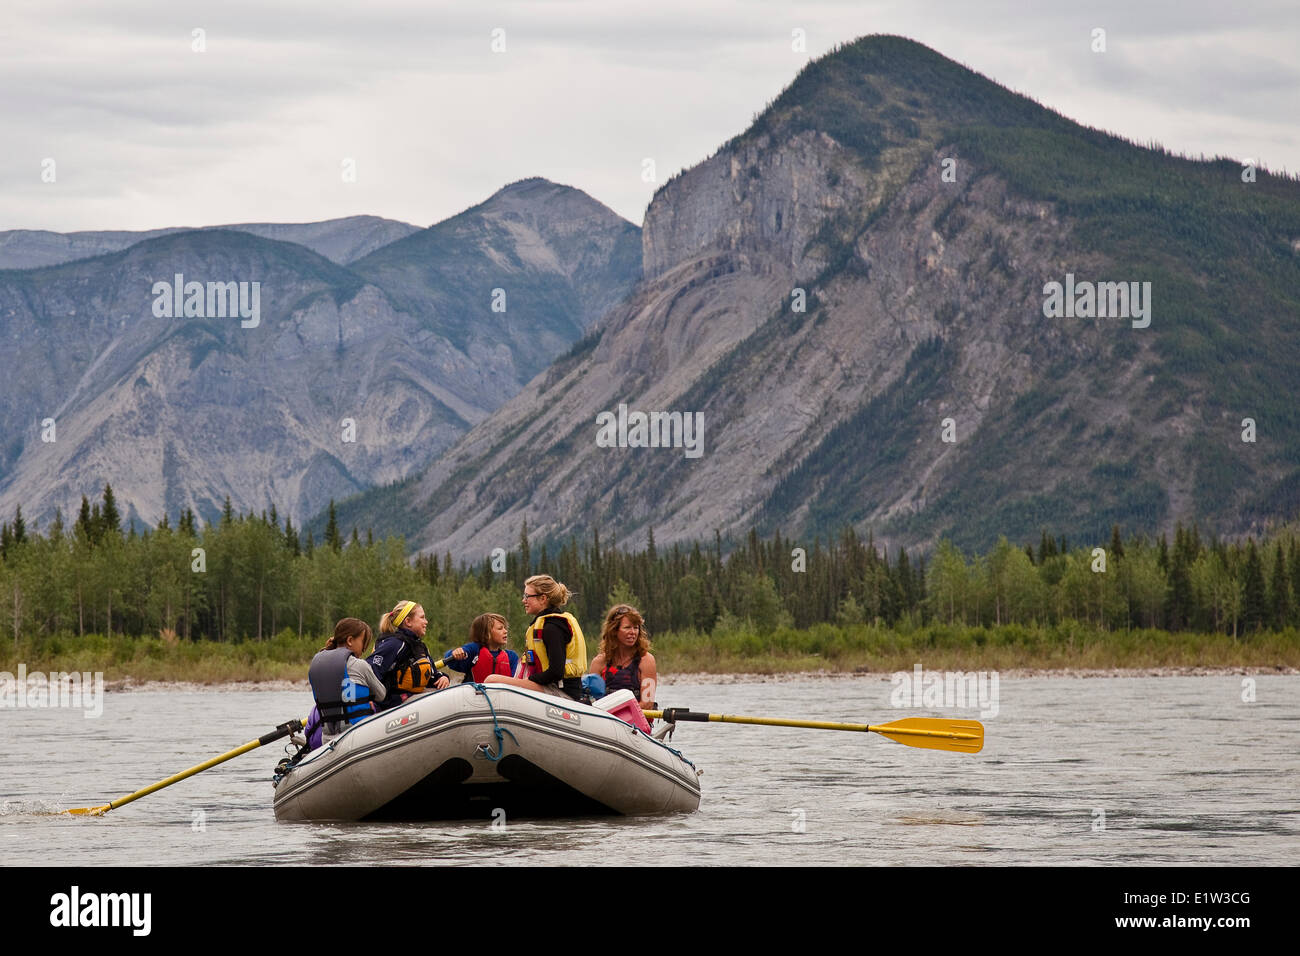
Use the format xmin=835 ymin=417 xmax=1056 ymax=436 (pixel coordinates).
xmin=3 ymin=0 xmax=1297 ymax=231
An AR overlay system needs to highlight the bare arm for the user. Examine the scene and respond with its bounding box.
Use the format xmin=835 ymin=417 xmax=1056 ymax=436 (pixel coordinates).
xmin=639 ymin=653 xmax=657 ymax=710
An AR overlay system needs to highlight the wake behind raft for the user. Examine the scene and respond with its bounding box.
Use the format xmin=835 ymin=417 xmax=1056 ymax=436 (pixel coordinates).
xmin=271 ymin=683 xmax=702 ymax=821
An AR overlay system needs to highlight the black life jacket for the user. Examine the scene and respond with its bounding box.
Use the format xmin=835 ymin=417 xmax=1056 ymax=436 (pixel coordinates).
xmin=603 ymin=655 xmax=642 ymax=697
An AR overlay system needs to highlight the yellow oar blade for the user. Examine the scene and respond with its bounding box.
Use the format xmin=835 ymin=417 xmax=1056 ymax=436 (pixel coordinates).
xmin=65 ymin=805 xmax=110 ymax=816
xmin=868 ymin=717 xmax=984 ymax=754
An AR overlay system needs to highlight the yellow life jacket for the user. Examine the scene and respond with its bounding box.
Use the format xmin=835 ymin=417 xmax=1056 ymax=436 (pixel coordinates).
xmin=526 ymin=611 xmax=587 ymax=679
xmin=396 ymin=656 xmax=434 ymax=693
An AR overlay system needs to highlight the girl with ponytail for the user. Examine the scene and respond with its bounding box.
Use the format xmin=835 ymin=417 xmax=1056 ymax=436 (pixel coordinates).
xmin=367 ymin=599 xmax=449 ymax=710
xmin=483 ymin=575 xmax=588 ymax=700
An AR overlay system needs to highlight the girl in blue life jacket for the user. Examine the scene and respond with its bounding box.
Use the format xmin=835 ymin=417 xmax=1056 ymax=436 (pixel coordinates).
xmin=307 ymin=618 xmax=387 ymax=747
xmin=444 ymin=613 xmax=520 ymax=683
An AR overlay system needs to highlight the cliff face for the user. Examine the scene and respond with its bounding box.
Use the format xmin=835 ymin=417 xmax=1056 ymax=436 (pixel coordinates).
xmin=642 ymin=130 xmax=875 ymax=283
xmin=0 ymin=182 xmax=642 ymax=529
xmin=338 ymin=35 xmax=1300 ymax=558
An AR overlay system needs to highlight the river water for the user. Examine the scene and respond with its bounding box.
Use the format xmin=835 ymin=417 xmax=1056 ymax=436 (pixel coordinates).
xmin=1 ymin=675 xmax=1295 ymax=866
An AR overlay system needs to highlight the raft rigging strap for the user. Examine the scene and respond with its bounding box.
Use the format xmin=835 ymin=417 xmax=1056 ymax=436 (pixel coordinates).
xmin=473 ymin=684 xmax=519 ymax=762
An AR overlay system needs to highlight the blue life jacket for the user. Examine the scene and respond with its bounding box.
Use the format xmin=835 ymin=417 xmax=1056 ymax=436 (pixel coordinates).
xmin=309 ymin=647 xmax=372 ymax=727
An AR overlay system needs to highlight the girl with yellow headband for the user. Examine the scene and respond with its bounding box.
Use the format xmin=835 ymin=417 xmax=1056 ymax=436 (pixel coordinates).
xmin=366 ymin=600 xmax=449 ymax=709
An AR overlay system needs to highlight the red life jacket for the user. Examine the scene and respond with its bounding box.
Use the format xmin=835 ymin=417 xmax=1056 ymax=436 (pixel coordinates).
xmin=471 ymin=646 xmax=513 ymax=682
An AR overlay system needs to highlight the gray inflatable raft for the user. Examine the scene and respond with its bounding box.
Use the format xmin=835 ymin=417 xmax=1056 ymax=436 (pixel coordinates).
xmin=273 ymin=682 xmax=701 ymax=821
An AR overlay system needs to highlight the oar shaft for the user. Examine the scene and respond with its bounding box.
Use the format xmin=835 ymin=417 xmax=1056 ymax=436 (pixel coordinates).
xmin=646 ymin=709 xmax=984 ymax=750
xmin=100 ymin=739 xmax=263 ymax=812
xmin=648 ymin=709 xmax=864 ymax=733
xmin=720 ymin=714 xmax=873 ymax=732
xmin=72 ymin=718 xmax=302 ymax=815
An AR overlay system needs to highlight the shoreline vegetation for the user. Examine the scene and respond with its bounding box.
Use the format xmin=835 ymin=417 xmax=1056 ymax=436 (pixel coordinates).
xmin=4 ymin=487 xmax=1300 ymax=686
xmin=4 ymin=622 xmax=1296 ymax=685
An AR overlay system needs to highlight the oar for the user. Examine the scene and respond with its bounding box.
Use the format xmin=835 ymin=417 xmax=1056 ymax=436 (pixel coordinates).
xmin=64 ymin=718 xmax=305 ymax=816
xmin=646 ymin=709 xmax=984 ymax=754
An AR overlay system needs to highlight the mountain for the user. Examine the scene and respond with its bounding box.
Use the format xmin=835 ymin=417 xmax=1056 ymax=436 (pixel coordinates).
xmin=349 ymin=177 xmax=642 ymax=376
xmin=328 ymin=35 xmax=1300 ymax=559
xmin=0 ymin=215 xmax=421 ymax=270
xmin=0 ymin=182 xmax=641 ymax=529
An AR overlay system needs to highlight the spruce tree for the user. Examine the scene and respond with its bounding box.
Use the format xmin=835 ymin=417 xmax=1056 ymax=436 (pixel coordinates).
xmin=77 ymin=495 xmax=93 ymax=541
xmin=1166 ymin=544 xmax=1192 ymax=631
xmin=1290 ymin=539 xmax=1300 ymax=628
xmin=325 ymin=500 xmax=342 ymax=552
xmin=1270 ymin=542 xmax=1290 ymax=631
xmin=1242 ymin=541 xmax=1266 ymax=633
xmin=101 ymin=484 xmax=122 ymax=538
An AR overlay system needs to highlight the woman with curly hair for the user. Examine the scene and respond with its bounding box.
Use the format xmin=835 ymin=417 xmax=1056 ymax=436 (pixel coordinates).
xmin=588 ymin=604 xmax=657 ymax=712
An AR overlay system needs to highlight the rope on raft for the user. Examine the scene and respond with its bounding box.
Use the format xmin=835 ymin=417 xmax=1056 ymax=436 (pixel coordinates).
xmin=473 ymin=684 xmax=519 ymax=762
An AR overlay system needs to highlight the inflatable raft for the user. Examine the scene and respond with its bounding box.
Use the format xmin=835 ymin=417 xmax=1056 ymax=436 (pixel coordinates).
xmin=272 ymin=683 xmax=701 ymax=821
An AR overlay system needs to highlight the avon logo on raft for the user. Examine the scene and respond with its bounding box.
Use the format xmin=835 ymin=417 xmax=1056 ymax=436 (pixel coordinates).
xmin=385 ymin=713 xmax=418 ymax=733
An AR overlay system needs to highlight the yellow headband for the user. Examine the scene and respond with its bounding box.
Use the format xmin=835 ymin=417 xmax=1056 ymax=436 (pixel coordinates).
xmin=393 ymin=601 xmax=417 ymax=628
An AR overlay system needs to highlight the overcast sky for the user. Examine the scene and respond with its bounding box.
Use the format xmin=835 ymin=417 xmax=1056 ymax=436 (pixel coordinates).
xmin=3 ymin=0 xmax=1296 ymax=233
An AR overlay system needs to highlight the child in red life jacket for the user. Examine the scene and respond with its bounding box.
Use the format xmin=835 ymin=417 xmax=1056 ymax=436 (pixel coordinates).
xmin=443 ymin=613 xmax=520 ymax=684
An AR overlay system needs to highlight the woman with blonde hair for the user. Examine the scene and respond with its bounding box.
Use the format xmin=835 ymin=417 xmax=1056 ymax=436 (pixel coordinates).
xmin=588 ymin=605 xmax=657 ymax=712
xmin=483 ymin=575 xmax=587 ymax=700
xmin=367 ymin=599 xmax=449 ymax=711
